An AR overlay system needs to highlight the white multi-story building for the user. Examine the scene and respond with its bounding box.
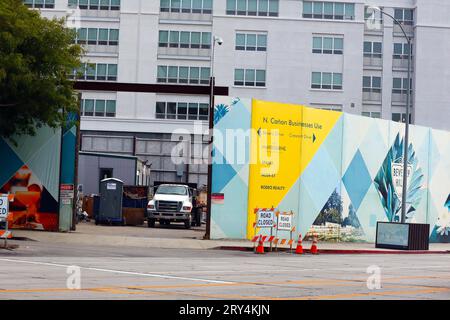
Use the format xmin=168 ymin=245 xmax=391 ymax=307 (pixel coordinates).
xmin=29 ymin=0 xmax=450 ymax=186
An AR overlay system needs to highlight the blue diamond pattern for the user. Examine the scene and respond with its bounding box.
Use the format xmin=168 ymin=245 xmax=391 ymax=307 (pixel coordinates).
xmin=212 ymin=151 xmax=237 ymax=193
xmin=343 ymin=150 xmax=372 ymax=211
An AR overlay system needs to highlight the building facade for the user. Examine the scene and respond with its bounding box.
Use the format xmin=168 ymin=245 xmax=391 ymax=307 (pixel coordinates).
xmin=30 ymin=0 xmax=450 ymax=187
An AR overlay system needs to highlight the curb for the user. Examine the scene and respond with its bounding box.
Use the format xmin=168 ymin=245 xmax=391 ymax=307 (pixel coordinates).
xmin=216 ymin=246 xmax=450 ymax=254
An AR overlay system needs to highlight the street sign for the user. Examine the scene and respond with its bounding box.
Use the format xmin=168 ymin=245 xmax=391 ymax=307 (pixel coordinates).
xmin=256 ymin=209 xmax=275 ymax=228
xmin=60 ymin=184 xmax=74 ymax=199
xmin=0 ymin=194 xmax=8 ymax=219
xmin=277 ymin=213 xmax=292 ymax=231
xmin=391 ymin=162 xmax=412 ymax=199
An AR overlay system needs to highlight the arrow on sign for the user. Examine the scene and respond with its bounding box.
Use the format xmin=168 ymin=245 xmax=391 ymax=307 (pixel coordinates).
xmin=312 ymin=133 xmax=316 ymax=143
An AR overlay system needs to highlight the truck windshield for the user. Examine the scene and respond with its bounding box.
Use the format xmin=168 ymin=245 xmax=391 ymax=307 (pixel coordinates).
xmin=156 ymin=185 xmax=187 ymax=195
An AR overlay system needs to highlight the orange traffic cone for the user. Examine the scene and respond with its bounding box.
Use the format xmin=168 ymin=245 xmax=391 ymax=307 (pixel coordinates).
xmin=255 ymin=234 xmax=265 ymax=254
xmin=295 ymin=234 xmax=303 ymax=254
xmin=310 ymin=235 xmax=318 ymax=254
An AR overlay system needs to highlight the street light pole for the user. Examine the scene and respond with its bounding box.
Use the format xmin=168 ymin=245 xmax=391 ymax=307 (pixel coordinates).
xmin=368 ymin=7 xmax=412 ymax=223
xmin=205 ymin=35 xmax=222 ymax=240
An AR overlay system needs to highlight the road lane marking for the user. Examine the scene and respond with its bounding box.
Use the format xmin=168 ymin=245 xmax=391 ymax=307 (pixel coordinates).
xmin=0 ymin=258 xmax=234 ymax=284
xmin=176 ymin=287 xmax=450 ymax=300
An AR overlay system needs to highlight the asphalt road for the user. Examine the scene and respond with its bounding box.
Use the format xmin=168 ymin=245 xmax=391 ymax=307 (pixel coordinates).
xmin=0 ymin=240 xmax=449 ymax=300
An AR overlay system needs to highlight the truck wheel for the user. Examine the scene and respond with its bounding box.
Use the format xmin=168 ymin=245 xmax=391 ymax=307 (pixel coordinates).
xmin=147 ymin=219 xmax=155 ymax=228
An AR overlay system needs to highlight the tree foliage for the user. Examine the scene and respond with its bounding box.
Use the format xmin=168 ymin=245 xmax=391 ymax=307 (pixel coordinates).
xmin=0 ymin=0 xmax=83 ymax=139
xmin=313 ymin=189 xmax=343 ymax=225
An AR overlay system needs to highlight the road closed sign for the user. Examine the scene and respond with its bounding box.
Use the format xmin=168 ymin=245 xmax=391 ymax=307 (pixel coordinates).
xmin=256 ymin=209 xmax=275 ymax=228
xmin=277 ymin=213 xmax=292 ymax=231
xmin=0 ymin=195 xmax=9 ymax=219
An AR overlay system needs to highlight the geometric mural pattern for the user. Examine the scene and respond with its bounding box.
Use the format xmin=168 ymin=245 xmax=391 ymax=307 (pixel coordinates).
xmin=211 ymin=97 xmax=450 ymax=243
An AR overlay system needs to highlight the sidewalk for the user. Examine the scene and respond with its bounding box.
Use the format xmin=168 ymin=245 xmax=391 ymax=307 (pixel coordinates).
xmin=10 ymin=223 xmax=450 ymax=254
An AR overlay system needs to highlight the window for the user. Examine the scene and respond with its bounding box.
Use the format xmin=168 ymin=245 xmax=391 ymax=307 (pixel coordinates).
xmin=25 ymin=0 xmax=55 ymax=8
xmin=155 ymin=102 xmax=209 ymax=120
xmin=161 ymin=0 xmax=213 ymax=14
xmin=168 ymin=66 xmax=178 ymax=83
xmin=303 ymin=2 xmax=355 ymax=20
xmin=94 ymin=100 xmax=106 ymax=116
xmin=393 ymin=43 xmax=413 ymax=59
xmin=169 ymin=31 xmax=179 ymax=48
xmin=74 ymin=28 xmax=119 ymax=46
xmin=68 ymin=0 xmax=120 ymax=10
xmin=200 ymin=67 xmax=210 ymax=84
xmin=201 ymin=32 xmax=211 ymax=49
xmin=156 ymin=102 xmax=166 ymax=119
xmin=98 ymin=29 xmax=109 ymax=45
xmin=82 ymin=99 xmax=94 ymax=116
xmin=190 ymin=67 xmax=200 ymax=84
xmin=364 ymin=41 xmax=382 ymax=58
xmin=235 ymin=33 xmax=267 ymax=51
xmin=179 ymin=66 xmax=189 ymax=83
xmin=75 ymin=63 xmax=117 ymax=81
xmin=86 ymin=64 xmax=96 ymax=80
xmin=392 ymin=77 xmax=412 ymax=94
xmin=311 ymin=72 xmax=342 ymax=90
xmin=234 ymin=69 xmax=266 ymax=87
xmin=107 ymin=64 xmax=117 ymax=81
xmin=178 ymin=103 xmax=187 ymax=119
xmin=361 ymin=111 xmax=381 ymax=118
xmin=362 ymin=76 xmax=382 ymax=93
xmin=159 ymin=31 xmax=169 ymax=47
xmin=87 ymin=28 xmax=98 ymax=45
xmin=157 ymin=65 xmax=210 ymax=84
xmin=81 ymin=99 xmax=116 ymax=117
xmin=109 ymin=29 xmax=119 ymax=46
xmin=392 ymin=113 xmax=412 ymax=123
xmin=394 ymin=8 xmax=414 ymax=26
xmin=226 ymin=0 xmax=279 ymax=17
xmin=312 ymin=36 xmax=343 ymax=54
xmin=105 ymin=100 xmax=116 ymax=117
xmin=159 ymin=30 xmax=211 ymax=49
xmin=313 ymin=104 xmax=342 ymax=112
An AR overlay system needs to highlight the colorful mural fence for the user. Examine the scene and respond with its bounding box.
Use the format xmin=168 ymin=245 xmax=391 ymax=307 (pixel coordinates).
xmin=0 ymin=118 xmax=78 ymax=232
xmin=211 ymin=96 xmax=450 ymax=243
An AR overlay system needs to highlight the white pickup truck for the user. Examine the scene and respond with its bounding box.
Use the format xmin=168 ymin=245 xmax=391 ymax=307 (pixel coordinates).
xmin=147 ymin=184 xmax=200 ymax=229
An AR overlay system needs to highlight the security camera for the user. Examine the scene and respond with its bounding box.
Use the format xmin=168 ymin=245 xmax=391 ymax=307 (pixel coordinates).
xmin=215 ymin=36 xmax=223 ymax=45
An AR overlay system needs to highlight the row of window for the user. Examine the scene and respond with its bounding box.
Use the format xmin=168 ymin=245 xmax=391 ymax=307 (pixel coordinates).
xmin=72 ymin=28 xmax=119 ymax=46
xmin=362 ymin=76 xmax=413 ymax=93
xmin=311 ymin=72 xmax=343 ymax=90
xmin=364 ymin=42 xmax=413 ymax=59
xmin=69 ymin=63 xmax=118 ymax=81
xmin=236 ymin=33 xmax=267 ymax=51
xmin=234 ymin=69 xmax=266 ymax=87
xmin=157 ymin=66 xmax=211 ymax=84
xmin=312 ymin=36 xmax=343 ymax=54
xmin=361 ymin=112 xmax=412 ymax=124
xmin=226 ymin=0 xmax=279 ymax=17
xmin=160 ymin=0 xmax=213 ymax=14
xmin=156 ymin=102 xmax=209 ymax=120
xmin=23 ymin=0 xmax=54 ymax=8
xmin=68 ymin=0 xmax=120 ymax=10
xmin=159 ymin=31 xmax=211 ymax=49
xmin=303 ymin=1 xmax=355 ymax=20
xmin=81 ymin=99 xmax=116 ymax=117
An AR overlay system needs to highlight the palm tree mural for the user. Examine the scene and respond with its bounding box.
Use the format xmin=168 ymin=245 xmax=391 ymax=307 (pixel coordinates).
xmin=373 ymin=133 xmax=424 ymax=222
